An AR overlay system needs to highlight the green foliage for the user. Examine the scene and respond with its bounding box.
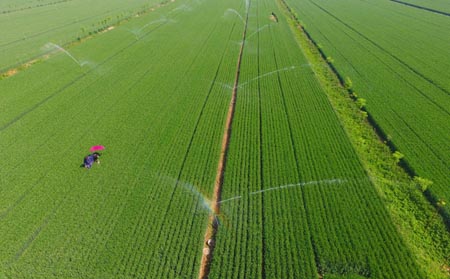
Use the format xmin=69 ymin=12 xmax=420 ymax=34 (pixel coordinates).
xmin=356 ymin=97 xmax=366 ymax=109
xmin=324 ymin=274 xmax=367 ymax=279
xmin=344 ymin=76 xmax=353 ymax=90
xmin=393 ymin=151 xmax=404 ymax=163
xmin=414 ymin=176 xmax=433 ymax=192
xmin=437 ymin=198 xmax=446 ymax=207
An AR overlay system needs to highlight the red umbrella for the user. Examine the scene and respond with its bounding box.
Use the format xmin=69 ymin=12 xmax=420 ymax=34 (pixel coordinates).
xmin=90 ymin=145 xmax=105 ymax=152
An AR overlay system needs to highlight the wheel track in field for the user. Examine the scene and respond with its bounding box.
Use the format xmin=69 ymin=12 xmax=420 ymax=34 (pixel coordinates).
xmin=7 ymin=191 xmax=68 ymax=265
xmin=390 ymin=0 xmax=450 ymax=17
xmin=255 ymin=3 xmax=266 ymax=278
xmin=198 ymin=3 xmax=250 ymax=278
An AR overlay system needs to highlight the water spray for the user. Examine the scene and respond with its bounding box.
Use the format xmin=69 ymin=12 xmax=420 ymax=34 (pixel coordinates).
xmin=168 ymin=4 xmax=192 ymax=14
xmin=238 ymin=65 xmax=297 ymax=88
xmin=45 ymin=43 xmax=87 ymax=67
xmin=158 ymin=174 xmax=214 ymax=214
xmin=224 ymin=9 xmax=246 ymax=25
xmin=245 ymin=24 xmax=271 ymax=40
xmin=220 ymin=178 xmax=346 ymax=204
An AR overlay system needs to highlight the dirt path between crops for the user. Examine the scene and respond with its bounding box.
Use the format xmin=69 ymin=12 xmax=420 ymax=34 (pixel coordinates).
xmin=198 ymin=10 xmax=250 ymax=279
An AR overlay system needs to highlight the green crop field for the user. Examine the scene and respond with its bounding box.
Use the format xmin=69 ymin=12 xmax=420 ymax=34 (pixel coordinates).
xmin=0 ymin=0 xmax=449 ymax=278
xmin=283 ymin=0 xmax=450 ymax=220
xmin=0 ymin=0 xmax=165 ymax=72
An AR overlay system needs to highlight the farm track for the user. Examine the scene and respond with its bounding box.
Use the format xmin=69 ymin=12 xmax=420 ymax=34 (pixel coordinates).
xmin=390 ymin=0 xmax=450 ymax=17
xmin=198 ymin=3 xmax=250 ymax=278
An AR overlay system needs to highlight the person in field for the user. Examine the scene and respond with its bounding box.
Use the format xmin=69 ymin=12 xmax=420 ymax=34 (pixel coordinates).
xmin=83 ymin=152 xmax=100 ymax=169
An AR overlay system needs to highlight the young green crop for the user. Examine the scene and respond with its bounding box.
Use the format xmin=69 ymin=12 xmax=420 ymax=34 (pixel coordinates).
xmin=209 ymin=0 xmax=424 ymax=278
xmin=0 ymin=0 xmax=242 ymax=277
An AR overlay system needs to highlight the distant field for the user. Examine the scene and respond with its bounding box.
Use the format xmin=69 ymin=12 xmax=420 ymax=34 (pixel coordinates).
xmin=0 ymin=0 xmax=163 ymax=71
xmin=0 ymin=0 xmax=449 ymax=278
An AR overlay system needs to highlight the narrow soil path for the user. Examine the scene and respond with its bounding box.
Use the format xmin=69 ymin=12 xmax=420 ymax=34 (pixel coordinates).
xmin=198 ymin=8 xmax=250 ymax=279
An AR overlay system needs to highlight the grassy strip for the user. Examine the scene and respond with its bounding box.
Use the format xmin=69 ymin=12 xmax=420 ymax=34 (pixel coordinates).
xmin=277 ymin=0 xmax=450 ymax=277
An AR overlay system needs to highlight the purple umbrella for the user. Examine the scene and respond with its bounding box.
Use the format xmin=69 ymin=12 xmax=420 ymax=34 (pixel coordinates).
xmin=90 ymin=145 xmax=105 ymax=152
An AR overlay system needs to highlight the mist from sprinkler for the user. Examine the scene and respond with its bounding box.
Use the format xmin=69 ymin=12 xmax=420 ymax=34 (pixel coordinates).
xmin=126 ymin=16 xmax=175 ymax=40
xmin=224 ymin=9 xmax=246 ymax=25
xmin=45 ymin=43 xmax=88 ymax=67
xmin=168 ymin=3 xmax=193 ymax=14
xmin=246 ymin=24 xmax=271 ymax=40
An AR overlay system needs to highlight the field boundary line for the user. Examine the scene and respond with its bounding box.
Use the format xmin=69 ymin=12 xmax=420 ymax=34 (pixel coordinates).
xmin=198 ymin=3 xmax=251 ymax=278
xmin=390 ymin=0 xmax=450 ymax=17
